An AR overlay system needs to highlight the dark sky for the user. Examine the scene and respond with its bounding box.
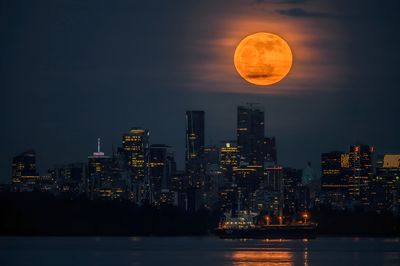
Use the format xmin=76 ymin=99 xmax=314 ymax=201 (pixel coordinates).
xmin=1 ymin=0 xmax=399 ymax=183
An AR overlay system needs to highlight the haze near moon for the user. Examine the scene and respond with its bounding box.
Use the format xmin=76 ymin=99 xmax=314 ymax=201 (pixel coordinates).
xmin=234 ymin=32 xmax=293 ymax=86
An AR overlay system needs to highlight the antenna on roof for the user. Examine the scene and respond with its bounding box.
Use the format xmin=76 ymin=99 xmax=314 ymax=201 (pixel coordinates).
xmin=97 ymin=137 xmax=101 ymax=153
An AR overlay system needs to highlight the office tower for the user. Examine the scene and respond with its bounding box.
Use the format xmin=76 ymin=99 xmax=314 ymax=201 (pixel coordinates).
xmin=87 ymin=139 xmax=131 ymax=201
xmin=283 ymin=167 xmax=303 ymax=215
xmin=263 ymin=166 xmax=284 ymax=217
xmin=237 ymin=103 xmax=264 ymax=167
xmin=149 ymin=144 xmax=176 ymax=205
xmin=348 ymin=144 xmax=373 ymax=205
xmin=11 ymin=150 xmax=40 ymax=192
xmin=122 ymin=127 xmax=150 ymax=181
xmin=373 ymin=154 xmax=400 ymax=214
xmin=201 ymin=146 xmax=220 ymax=201
xmin=219 ymin=141 xmax=239 ymax=178
xmin=321 ymin=151 xmax=349 ymax=208
xmin=185 ymin=110 xmax=205 ymax=172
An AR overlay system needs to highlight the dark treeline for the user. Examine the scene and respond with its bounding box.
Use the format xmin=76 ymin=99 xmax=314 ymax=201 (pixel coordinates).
xmin=313 ymin=205 xmax=400 ymax=237
xmin=1 ymin=193 xmax=399 ymax=237
xmin=0 ymin=193 xmax=218 ymax=236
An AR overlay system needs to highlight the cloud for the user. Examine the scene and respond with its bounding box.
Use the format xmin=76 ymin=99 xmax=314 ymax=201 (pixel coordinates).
xmin=276 ymin=7 xmax=336 ymax=18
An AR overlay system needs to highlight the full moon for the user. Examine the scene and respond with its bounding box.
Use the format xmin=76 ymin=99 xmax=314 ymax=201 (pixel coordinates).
xmin=234 ymin=32 xmax=293 ymax=86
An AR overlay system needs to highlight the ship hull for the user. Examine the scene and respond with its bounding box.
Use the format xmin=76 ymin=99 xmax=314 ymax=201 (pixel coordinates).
xmin=214 ymin=225 xmax=317 ymax=239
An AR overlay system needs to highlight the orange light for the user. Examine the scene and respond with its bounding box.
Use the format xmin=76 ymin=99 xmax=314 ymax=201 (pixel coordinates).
xmin=234 ymin=32 xmax=293 ymax=86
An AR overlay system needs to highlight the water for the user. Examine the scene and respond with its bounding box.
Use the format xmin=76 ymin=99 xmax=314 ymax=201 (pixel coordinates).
xmin=1 ymin=237 xmax=400 ymax=266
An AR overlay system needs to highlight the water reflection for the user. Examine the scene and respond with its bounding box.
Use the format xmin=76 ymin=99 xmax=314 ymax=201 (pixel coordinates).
xmin=230 ymin=248 xmax=308 ymax=266
xmin=229 ymin=239 xmax=310 ymax=266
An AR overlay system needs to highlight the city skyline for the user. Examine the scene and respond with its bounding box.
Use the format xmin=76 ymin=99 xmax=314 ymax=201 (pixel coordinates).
xmin=9 ymin=103 xmax=399 ymax=216
xmin=3 ymin=103 xmax=400 ymax=183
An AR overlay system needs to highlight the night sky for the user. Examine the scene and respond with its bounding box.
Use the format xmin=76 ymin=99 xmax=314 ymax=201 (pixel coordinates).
xmin=1 ymin=0 xmax=399 ymax=183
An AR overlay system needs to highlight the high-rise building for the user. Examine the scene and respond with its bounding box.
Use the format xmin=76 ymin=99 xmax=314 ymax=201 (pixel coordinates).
xmin=88 ymin=138 xmax=130 ymax=201
xmin=219 ymin=141 xmax=239 ymax=178
xmin=348 ymin=144 xmax=373 ymax=205
xmin=373 ymin=154 xmax=400 ymax=214
xmin=122 ymin=127 xmax=150 ymax=181
xmin=321 ymin=151 xmax=349 ymax=208
xmin=283 ymin=167 xmax=303 ymax=216
xmin=149 ymin=144 xmax=176 ymax=205
xmin=185 ymin=111 xmax=205 ymax=172
xmin=237 ymin=104 xmax=264 ymax=167
xmin=11 ymin=150 xmax=40 ymax=192
xmin=87 ymin=138 xmax=112 ymax=199
xmin=263 ymin=166 xmax=284 ymax=217
xmin=321 ymin=144 xmax=374 ymax=209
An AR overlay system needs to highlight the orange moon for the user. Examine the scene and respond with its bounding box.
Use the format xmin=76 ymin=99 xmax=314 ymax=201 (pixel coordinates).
xmin=234 ymin=32 xmax=293 ymax=86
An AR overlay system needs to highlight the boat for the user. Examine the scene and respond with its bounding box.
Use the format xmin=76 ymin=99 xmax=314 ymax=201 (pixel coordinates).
xmin=214 ymin=211 xmax=318 ymax=239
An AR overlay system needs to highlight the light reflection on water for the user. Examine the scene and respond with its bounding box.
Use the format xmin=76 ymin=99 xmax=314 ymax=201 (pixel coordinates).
xmin=231 ymin=250 xmax=295 ymax=266
xmin=225 ymin=237 xmax=400 ymax=266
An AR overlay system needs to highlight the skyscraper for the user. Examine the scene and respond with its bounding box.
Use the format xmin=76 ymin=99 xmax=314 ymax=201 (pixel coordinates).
xmin=373 ymin=154 xmax=400 ymax=214
xmin=122 ymin=127 xmax=150 ymax=181
xmin=237 ymin=103 xmax=264 ymax=166
xmin=149 ymin=144 xmax=176 ymax=204
xmin=185 ymin=110 xmax=205 ymax=172
xmin=321 ymin=145 xmax=374 ymax=209
xmin=283 ymin=167 xmax=303 ymax=215
xmin=321 ymin=151 xmax=348 ymax=208
xmin=348 ymin=144 xmax=373 ymax=205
